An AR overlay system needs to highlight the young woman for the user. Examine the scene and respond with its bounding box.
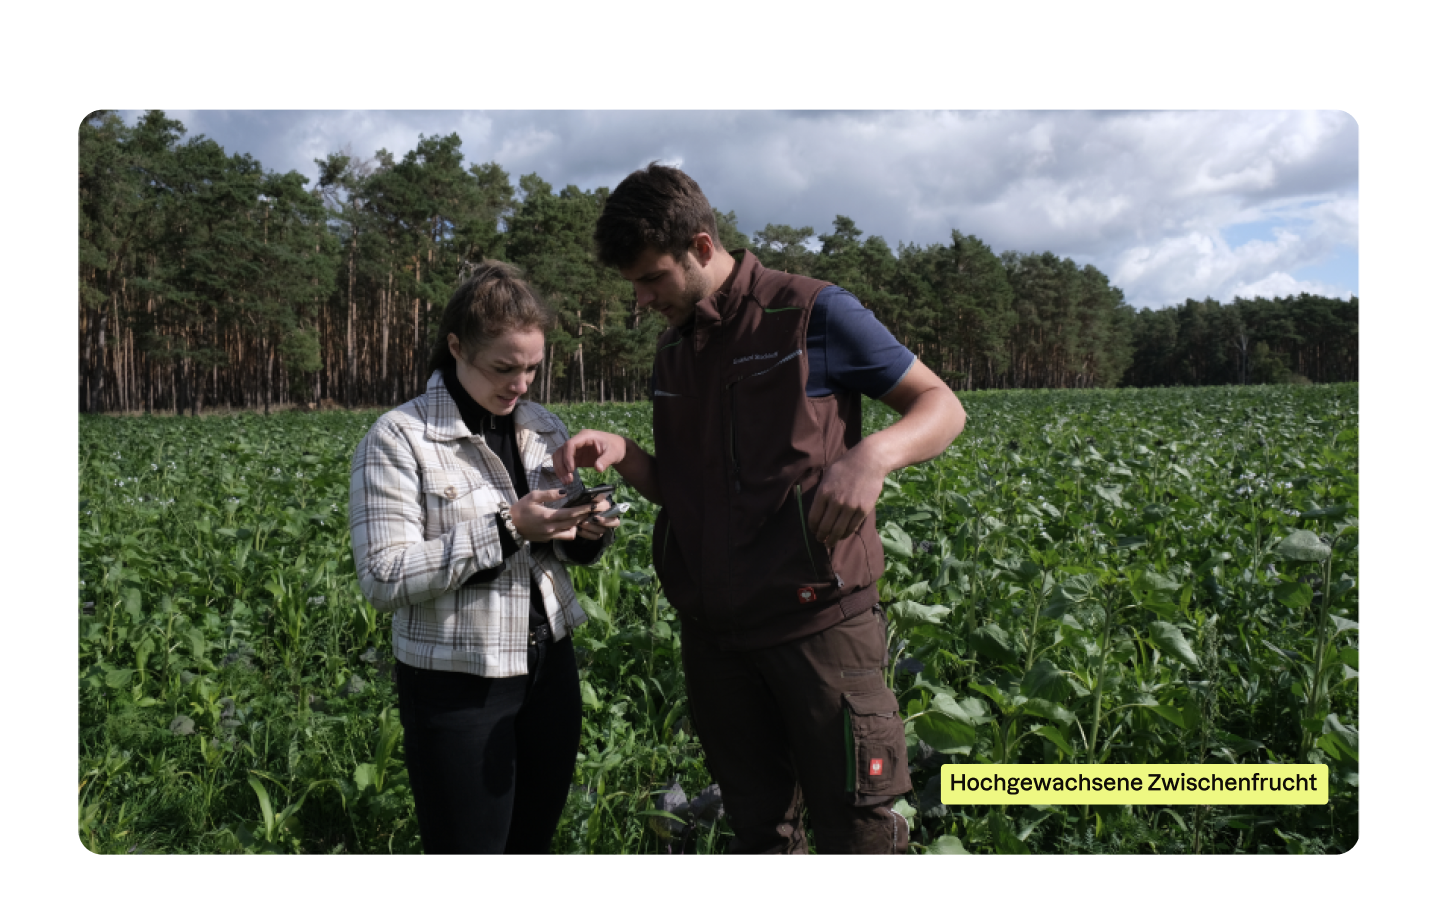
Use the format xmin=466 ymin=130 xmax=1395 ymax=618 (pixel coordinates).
xmin=349 ymin=261 xmax=619 ymax=853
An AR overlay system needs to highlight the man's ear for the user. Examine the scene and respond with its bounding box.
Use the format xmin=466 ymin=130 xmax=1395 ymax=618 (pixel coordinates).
xmin=690 ymin=232 xmax=718 ymax=266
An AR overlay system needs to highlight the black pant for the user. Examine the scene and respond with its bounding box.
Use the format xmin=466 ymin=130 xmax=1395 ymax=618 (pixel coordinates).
xmin=680 ymin=609 xmax=911 ymax=853
xmin=395 ymin=636 xmax=581 ymax=854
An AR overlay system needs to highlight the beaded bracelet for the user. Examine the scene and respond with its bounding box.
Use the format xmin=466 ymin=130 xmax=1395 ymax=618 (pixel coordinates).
xmin=497 ymin=502 xmax=528 ymax=547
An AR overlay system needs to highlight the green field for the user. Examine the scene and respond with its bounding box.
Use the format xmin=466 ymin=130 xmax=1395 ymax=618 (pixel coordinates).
xmin=78 ymin=383 xmax=1358 ymax=854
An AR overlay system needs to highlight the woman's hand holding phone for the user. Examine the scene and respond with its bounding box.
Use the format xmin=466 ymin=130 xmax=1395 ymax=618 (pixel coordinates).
xmin=509 ymin=489 xmax=594 ymax=542
xmin=576 ymin=496 xmax=623 ymax=540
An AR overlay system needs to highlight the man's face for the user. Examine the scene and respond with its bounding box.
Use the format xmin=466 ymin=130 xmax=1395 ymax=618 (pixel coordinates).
xmin=620 ymin=246 xmax=710 ymax=328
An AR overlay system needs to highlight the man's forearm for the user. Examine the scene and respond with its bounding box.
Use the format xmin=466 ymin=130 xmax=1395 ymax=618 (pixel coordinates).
xmin=863 ymin=384 xmax=966 ymax=475
xmin=613 ymin=438 xmax=664 ymax=505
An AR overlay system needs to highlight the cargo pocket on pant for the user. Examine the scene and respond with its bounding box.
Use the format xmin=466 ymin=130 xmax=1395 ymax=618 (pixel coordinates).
xmin=842 ymin=689 xmax=911 ymax=803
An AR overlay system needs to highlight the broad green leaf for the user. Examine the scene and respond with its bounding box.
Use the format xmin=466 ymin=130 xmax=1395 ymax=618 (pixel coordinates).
xmin=577 ymin=595 xmax=609 ymax=624
xmin=968 ymin=681 xmax=1014 ymax=712
xmin=1328 ymin=615 xmax=1359 ymax=634
xmin=1093 ymin=484 xmax=1125 ymax=508
xmin=880 ymin=522 xmax=913 ymax=558
xmin=1020 ymin=659 xmax=1070 ymax=703
xmin=79 ymin=660 xmax=105 ymax=689
xmin=1021 ymin=698 xmax=1074 ymax=725
xmin=123 ymin=588 xmax=143 ymax=620
xmin=186 ymin=627 xmax=206 ymax=660
xmin=105 ymin=667 xmax=134 ymax=688
xmin=928 ymin=835 xmax=970 ymax=854
xmin=899 ymin=580 xmax=931 ymax=601
xmin=892 ymin=797 xmax=917 ymax=829
xmin=1040 ymin=595 xmax=1077 ymax=620
xmin=1196 ymin=552 xmax=1231 ymax=574
xmin=1136 ymin=570 xmax=1180 ymax=594
xmin=1274 ymin=581 xmax=1315 ymax=609
xmin=1035 ymin=724 xmax=1073 ymax=756
xmin=580 ymin=681 xmax=601 ymax=709
xmin=994 ymin=556 xmax=1041 ymax=583
xmin=969 ymin=622 xmax=1017 ymax=666
xmin=889 ymin=599 xmax=952 ymax=627
xmin=932 ymin=693 xmax=991 ymax=726
xmin=1147 ymin=622 xmax=1200 ymax=668
xmin=914 ymin=711 xmax=977 ymax=754
xmin=1322 ymin=715 xmax=1358 ymax=761
xmin=353 ymin=763 xmax=377 ymax=793
xmin=1275 ymin=529 xmax=1331 ymax=563
xmin=1146 ymin=704 xmax=1187 ymax=729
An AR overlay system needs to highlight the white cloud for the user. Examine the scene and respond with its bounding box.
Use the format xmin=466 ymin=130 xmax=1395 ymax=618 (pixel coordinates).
xmin=114 ymin=109 xmax=1358 ymax=308
xmin=1231 ymin=273 xmax=1353 ymax=301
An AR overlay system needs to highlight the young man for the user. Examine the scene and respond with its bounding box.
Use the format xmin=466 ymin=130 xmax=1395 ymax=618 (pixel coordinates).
xmin=555 ymin=164 xmax=966 ymax=853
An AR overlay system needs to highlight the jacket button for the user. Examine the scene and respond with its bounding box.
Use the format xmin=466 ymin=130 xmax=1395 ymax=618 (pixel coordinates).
xmin=444 ymin=485 xmax=457 ymax=499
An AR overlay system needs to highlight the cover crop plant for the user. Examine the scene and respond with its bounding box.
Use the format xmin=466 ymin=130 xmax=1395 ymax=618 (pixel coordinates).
xmin=79 ymin=383 xmax=1356 ymax=854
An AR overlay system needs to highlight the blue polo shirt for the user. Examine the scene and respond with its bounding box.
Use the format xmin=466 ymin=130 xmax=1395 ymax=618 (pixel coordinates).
xmin=805 ymin=285 xmax=916 ymax=399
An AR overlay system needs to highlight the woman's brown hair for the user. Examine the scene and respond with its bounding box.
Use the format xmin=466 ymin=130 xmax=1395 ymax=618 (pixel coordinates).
xmin=426 ymin=260 xmax=555 ymax=377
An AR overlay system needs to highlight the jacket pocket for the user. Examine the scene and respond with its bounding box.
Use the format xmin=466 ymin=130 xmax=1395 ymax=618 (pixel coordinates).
xmin=842 ymin=689 xmax=911 ymax=801
xmin=793 ymin=480 xmax=845 ymax=589
xmin=421 ymin=469 xmax=498 ymax=539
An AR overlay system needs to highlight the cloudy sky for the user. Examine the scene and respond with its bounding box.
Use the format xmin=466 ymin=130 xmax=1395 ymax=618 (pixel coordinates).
xmin=117 ymin=110 xmax=1356 ymax=310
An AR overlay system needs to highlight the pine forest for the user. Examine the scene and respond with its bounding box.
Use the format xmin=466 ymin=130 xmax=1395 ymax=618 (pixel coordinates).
xmin=78 ymin=111 xmax=1358 ymax=415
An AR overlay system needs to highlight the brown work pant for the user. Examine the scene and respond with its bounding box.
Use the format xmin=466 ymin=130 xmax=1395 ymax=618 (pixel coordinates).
xmin=681 ymin=608 xmax=911 ymax=854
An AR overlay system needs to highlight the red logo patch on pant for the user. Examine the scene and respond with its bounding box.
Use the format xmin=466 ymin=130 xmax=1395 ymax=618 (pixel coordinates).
xmin=869 ymin=758 xmax=884 ymax=776
xmin=797 ymin=587 xmax=816 ymax=604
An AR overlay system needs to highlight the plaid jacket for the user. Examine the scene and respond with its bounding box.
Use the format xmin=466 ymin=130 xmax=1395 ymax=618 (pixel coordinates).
xmin=349 ymin=371 xmax=609 ymax=678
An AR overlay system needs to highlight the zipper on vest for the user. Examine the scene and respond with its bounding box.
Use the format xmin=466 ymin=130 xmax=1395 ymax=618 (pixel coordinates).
xmin=727 ymin=380 xmax=742 ymax=491
xmin=794 ymin=484 xmax=821 ymax=580
xmin=795 ymin=483 xmax=846 ymax=589
xmin=827 ymin=543 xmax=845 ymax=589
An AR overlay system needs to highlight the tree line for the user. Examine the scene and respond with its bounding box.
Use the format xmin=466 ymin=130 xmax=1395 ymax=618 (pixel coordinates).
xmin=78 ymin=111 xmax=1358 ymax=415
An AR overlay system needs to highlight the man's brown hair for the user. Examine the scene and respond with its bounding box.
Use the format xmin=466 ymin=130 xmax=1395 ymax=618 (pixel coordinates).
xmin=427 ymin=260 xmax=554 ymax=377
xmin=595 ymin=162 xmax=720 ymax=269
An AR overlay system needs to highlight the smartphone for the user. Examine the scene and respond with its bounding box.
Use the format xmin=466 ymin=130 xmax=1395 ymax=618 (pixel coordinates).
xmin=595 ymin=502 xmax=630 ymax=520
xmin=559 ymin=483 xmax=616 ymax=509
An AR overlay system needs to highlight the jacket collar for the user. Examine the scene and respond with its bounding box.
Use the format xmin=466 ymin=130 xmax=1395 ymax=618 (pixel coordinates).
xmin=690 ymin=249 xmax=760 ymax=352
xmin=423 ymin=370 xmax=556 ymax=442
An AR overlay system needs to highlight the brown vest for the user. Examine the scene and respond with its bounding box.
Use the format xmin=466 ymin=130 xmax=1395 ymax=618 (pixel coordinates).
xmin=651 ymin=252 xmax=885 ymax=650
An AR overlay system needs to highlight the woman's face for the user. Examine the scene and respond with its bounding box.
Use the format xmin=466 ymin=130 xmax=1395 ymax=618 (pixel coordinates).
xmin=449 ymin=326 xmax=545 ymax=416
